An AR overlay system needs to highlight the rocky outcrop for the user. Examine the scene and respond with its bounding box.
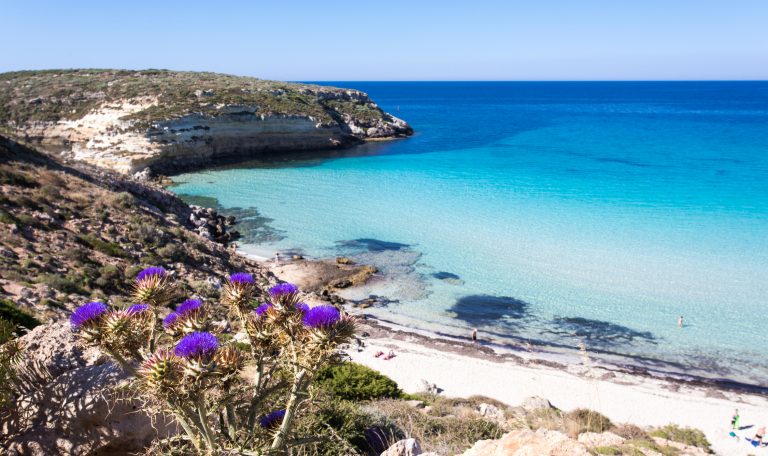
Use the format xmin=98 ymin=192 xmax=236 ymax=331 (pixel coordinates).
xmin=2 ymin=322 xmax=174 ymax=455
xmin=381 ymin=438 xmax=423 ymax=456
xmin=460 ymin=429 xmax=591 ymax=456
xmin=0 ymin=70 xmax=413 ymax=174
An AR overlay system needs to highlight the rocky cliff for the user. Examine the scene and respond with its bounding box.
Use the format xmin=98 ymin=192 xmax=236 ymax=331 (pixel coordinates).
xmin=0 ymin=70 xmax=412 ymax=174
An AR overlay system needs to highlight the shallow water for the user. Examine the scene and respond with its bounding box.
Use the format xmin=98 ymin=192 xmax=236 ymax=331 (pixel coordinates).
xmin=170 ymin=82 xmax=768 ymax=386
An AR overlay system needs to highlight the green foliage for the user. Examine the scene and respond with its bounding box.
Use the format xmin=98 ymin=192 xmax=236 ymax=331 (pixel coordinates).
xmin=0 ymin=70 xmax=388 ymax=130
xmin=314 ymin=362 xmax=402 ymax=401
xmin=594 ymin=446 xmax=623 ymax=455
xmin=0 ymin=299 xmax=41 ymax=331
xmin=77 ymin=233 xmax=127 ymax=258
xmin=566 ymin=408 xmax=613 ymax=434
xmin=0 ymin=168 xmax=39 ymax=188
xmin=649 ymin=425 xmax=712 ymax=452
xmin=108 ymin=191 xmax=135 ymax=209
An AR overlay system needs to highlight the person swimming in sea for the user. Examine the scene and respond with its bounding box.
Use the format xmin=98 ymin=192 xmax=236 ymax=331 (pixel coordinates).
xmin=472 ymin=328 xmax=478 ymax=343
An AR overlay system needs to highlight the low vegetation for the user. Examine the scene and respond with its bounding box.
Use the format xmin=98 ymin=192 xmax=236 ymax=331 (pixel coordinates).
xmin=0 ymin=69 xmax=390 ymax=132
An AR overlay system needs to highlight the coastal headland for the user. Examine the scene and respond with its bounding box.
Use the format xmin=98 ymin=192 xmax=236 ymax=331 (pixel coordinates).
xmin=0 ymin=69 xmax=412 ymax=174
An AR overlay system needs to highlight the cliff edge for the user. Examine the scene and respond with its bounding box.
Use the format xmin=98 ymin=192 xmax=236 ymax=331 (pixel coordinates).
xmin=0 ymin=69 xmax=412 ymax=174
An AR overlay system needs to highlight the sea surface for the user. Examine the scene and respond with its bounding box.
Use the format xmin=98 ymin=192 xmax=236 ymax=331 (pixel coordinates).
xmin=170 ymin=82 xmax=768 ymax=387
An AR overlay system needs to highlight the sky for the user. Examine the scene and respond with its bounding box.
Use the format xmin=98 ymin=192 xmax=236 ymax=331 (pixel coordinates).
xmin=1 ymin=0 xmax=766 ymax=81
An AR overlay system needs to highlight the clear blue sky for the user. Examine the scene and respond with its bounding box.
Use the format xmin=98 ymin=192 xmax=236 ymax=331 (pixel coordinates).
xmin=2 ymin=0 xmax=766 ymax=80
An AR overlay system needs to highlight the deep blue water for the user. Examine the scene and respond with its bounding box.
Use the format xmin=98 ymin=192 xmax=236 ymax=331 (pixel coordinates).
xmin=171 ymin=82 xmax=768 ymax=385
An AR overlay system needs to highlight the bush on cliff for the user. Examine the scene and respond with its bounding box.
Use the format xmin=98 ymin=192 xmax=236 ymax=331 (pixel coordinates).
xmin=315 ymin=362 xmax=402 ymax=401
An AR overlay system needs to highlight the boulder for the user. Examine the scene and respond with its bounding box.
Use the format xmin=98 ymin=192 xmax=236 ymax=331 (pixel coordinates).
xmin=2 ymin=322 xmax=175 ymax=455
xmin=520 ymin=396 xmax=552 ymax=411
xmin=478 ymin=403 xmax=506 ymax=424
xmin=460 ymin=429 xmax=590 ymax=456
xmin=577 ymin=432 xmax=624 ymax=448
xmin=381 ymin=438 xmax=422 ymax=456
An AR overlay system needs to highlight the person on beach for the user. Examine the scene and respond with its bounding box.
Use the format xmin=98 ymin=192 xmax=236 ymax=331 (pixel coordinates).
xmin=274 ymin=252 xmax=280 ymax=265
xmin=753 ymin=426 xmax=765 ymax=445
xmin=678 ymin=315 xmax=684 ymax=328
xmin=731 ymin=409 xmax=740 ymax=430
xmin=472 ymin=328 xmax=478 ymax=343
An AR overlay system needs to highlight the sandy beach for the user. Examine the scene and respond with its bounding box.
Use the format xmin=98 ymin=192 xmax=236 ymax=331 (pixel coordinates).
xmin=256 ymin=253 xmax=768 ymax=455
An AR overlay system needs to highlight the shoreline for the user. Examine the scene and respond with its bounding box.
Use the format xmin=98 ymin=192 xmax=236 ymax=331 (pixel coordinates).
xmin=245 ymin=247 xmax=768 ymax=397
xmin=245 ymin=249 xmax=768 ymax=455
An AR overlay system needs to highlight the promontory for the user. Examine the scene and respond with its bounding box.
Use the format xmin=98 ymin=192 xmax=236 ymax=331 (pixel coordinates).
xmin=0 ymin=69 xmax=412 ymax=174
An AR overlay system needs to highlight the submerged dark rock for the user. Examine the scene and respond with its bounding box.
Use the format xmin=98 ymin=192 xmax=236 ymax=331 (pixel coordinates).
xmin=432 ymin=271 xmax=464 ymax=285
xmin=451 ymin=294 xmax=530 ymax=326
xmin=548 ymin=317 xmax=656 ymax=348
xmin=337 ymin=238 xmax=411 ymax=252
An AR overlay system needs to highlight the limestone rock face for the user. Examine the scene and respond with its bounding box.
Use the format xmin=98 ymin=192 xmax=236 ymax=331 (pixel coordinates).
xmin=381 ymin=438 xmax=423 ymax=456
xmin=520 ymin=395 xmax=553 ymax=411
xmin=2 ymin=322 xmax=173 ymax=455
xmin=2 ymin=70 xmax=413 ymax=174
xmin=460 ymin=429 xmax=590 ymax=456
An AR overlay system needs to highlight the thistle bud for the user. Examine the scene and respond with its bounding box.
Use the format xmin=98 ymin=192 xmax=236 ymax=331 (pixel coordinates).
xmin=222 ymin=272 xmax=256 ymax=313
xmin=174 ymin=331 xmax=219 ymax=381
xmin=138 ymin=350 xmax=179 ymax=390
xmin=70 ymin=302 xmax=108 ymax=342
xmin=132 ymin=266 xmax=175 ymax=306
xmin=268 ymin=282 xmax=300 ymax=310
xmin=215 ymin=344 xmax=243 ymax=376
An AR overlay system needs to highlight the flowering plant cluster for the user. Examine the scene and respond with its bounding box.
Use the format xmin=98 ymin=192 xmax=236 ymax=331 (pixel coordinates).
xmin=69 ymin=266 xmax=356 ymax=454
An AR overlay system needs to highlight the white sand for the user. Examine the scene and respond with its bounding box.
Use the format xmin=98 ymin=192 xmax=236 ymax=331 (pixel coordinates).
xmin=349 ymin=334 xmax=768 ymax=456
xmin=253 ymin=255 xmax=768 ymax=455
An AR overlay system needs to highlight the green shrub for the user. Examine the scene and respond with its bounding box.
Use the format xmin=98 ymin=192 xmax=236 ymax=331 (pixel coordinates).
xmin=108 ymin=191 xmax=135 ymax=209
xmin=36 ymin=273 xmax=87 ymax=294
xmin=649 ymin=425 xmax=712 ymax=452
xmin=566 ymin=408 xmax=613 ymax=435
xmin=94 ymin=264 xmax=121 ymax=291
xmin=0 ymin=168 xmax=38 ymax=188
xmin=0 ymin=298 xmax=41 ymax=331
xmin=612 ymin=423 xmax=650 ymax=440
xmin=157 ymin=242 xmax=187 ymax=262
xmin=77 ymin=234 xmax=127 ymax=258
xmin=315 ymin=362 xmax=402 ymax=401
xmin=594 ymin=446 xmax=623 ymax=455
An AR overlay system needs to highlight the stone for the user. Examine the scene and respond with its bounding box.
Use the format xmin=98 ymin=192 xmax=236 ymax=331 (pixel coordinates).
xmin=521 ymin=396 xmax=553 ymax=411
xmin=2 ymin=322 xmax=175 ymax=455
xmin=381 ymin=438 xmax=422 ymax=456
xmin=406 ymin=400 xmax=425 ymax=408
xmin=460 ymin=429 xmax=590 ymax=456
xmin=478 ymin=403 xmax=506 ymax=423
xmin=336 ymin=256 xmax=354 ymax=265
xmin=577 ymin=432 xmax=624 ymax=448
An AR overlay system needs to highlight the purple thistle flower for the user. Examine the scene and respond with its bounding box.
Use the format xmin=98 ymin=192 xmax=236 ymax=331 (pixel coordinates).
xmin=163 ymin=312 xmax=179 ymax=328
xmin=259 ymin=409 xmax=286 ymax=428
xmin=269 ymin=282 xmax=298 ymax=297
xmin=136 ymin=266 xmax=166 ymax=282
xmin=229 ymin=272 xmax=254 ymax=284
xmin=174 ymin=332 xmax=219 ymax=359
xmin=176 ymin=298 xmax=203 ymax=316
xmin=296 ymin=302 xmax=310 ymax=314
xmin=302 ymin=305 xmax=341 ymax=329
xmin=126 ymin=303 xmax=149 ymax=315
xmin=254 ymin=302 xmax=273 ymax=317
xmin=71 ymin=302 xmax=107 ymax=328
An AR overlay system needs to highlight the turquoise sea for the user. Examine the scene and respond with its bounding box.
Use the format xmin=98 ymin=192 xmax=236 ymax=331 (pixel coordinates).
xmin=170 ymin=82 xmax=768 ymax=387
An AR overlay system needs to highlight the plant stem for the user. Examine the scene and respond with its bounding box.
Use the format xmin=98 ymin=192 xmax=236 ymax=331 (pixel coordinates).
xmin=196 ymin=398 xmax=216 ymax=450
xmin=269 ymin=368 xmax=307 ymax=452
xmin=173 ymin=408 xmax=203 ymax=452
xmin=102 ymin=347 xmax=136 ymax=375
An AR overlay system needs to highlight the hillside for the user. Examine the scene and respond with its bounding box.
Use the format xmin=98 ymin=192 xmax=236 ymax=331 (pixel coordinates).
xmin=0 ymin=70 xmax=412 ymax=173
xmin=0 ymin=135 xmax=269 ymax=324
